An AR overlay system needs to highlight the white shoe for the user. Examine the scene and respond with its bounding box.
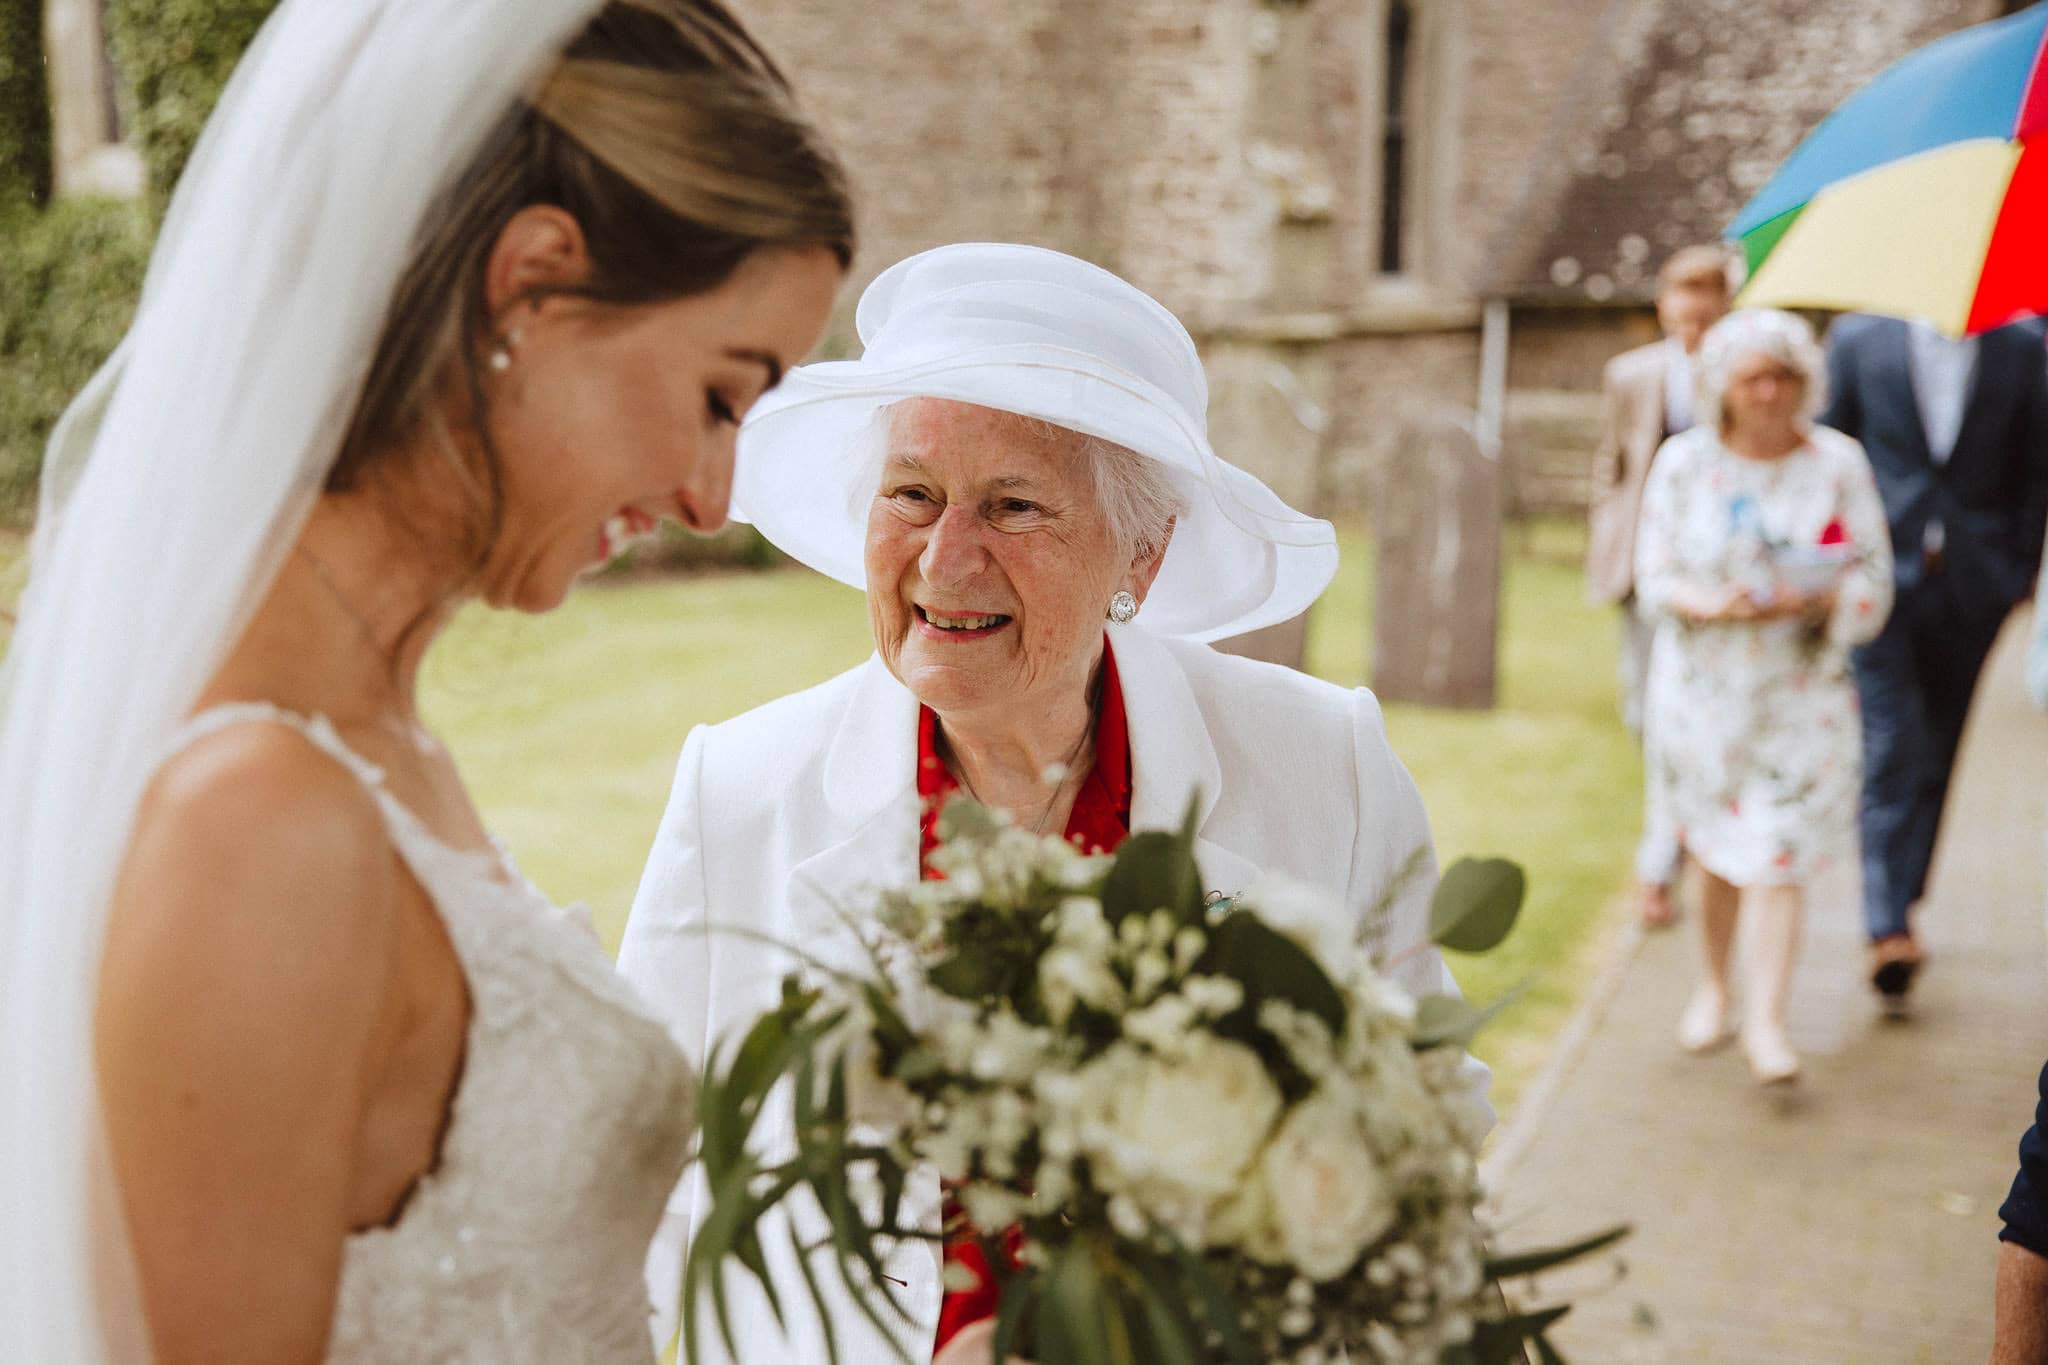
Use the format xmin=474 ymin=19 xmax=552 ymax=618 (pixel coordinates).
xmin=1741 ymin=1024 xmax=1799 ymax=1084
xmin=1677 ymin=986 xmax=1732 ymax=1053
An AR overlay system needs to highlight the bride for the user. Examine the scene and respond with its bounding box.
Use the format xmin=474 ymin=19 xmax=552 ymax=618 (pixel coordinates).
xmin=0 ymin=0 xmax=849 ymax=1359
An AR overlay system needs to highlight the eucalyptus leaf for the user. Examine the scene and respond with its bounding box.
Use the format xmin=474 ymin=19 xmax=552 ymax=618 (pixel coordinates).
xmin=1411 ymin=986 xmax=1523 ymax=1050
xmin=1201 ymin=911 xmax=1346 ymax=1035
xmin=1429 ymin=856 xmax=1527 ymax=953
xmin=1099 ymin=828 xmax=1206 ymax=928
xmin=929 ymin=949 xmax=1004 ymax=1000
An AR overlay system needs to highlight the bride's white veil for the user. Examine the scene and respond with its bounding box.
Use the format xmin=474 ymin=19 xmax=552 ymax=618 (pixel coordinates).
xmin=0 ymin=1 xmax=605 ymax=1356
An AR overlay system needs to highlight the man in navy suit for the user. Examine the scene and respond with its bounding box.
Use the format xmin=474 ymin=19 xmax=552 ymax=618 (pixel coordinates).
xmin=1820 ymin=312 xmax=2048 ymax=1004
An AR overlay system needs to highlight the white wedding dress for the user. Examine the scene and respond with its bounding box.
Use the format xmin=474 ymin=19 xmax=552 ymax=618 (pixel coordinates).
xmin=162 ymin=704 xmax=695 ymax=1363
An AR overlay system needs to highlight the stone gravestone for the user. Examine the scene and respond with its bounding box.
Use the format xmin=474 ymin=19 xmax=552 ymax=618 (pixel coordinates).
xmin=1201 ymin=344 xmax=1327 ymax=670
xmin=1371 ymin=404 xmax=1501 ymax=709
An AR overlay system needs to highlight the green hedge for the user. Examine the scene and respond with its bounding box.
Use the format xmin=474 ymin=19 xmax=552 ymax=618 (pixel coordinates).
xmin=0 ymin=2 xmax=278 ymax=525
xmin=0 ymin=198 xmax=153 ymax=520
xmin=0 ymin=0 xmax=51 ymax=209
xmin=106 ymin=0 xmax=282 ymax=205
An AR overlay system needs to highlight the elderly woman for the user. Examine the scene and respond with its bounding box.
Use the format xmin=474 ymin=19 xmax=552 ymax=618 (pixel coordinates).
xmin=619 ymin=242 xmax=1488 ymax=1361
xmin=1636 ymin=308 xmax=1893 ymax=1085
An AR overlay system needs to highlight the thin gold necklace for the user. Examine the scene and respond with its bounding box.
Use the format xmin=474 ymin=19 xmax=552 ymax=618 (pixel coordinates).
xmin=947 ymin=721 xmax=1094 ymax=837
xmin=294 ymin=543 xmax=400 ymax=674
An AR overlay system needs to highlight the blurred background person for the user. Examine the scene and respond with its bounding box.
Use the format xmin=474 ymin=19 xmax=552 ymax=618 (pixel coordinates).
xmin=1634 ymin=308 xmax=1892 ymax=1084
xmin=1994 ymin=530 xmax=2048 ymax=1364
xmin=1819 ymin=313 xmax=2048 ymax=1007
xmin=1584 ymin=245 xmax=1733 ymax=929
xmin=2033 ymin=533 xmax=2048 ymax=711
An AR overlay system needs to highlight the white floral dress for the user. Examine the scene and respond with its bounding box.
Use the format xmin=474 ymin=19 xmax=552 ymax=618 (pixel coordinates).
xmin=1634 ymin=425 xmax=1893 ymax=886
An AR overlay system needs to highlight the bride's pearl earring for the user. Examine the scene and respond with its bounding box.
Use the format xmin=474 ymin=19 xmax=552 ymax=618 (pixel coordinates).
xmin=489 ymin=326 xmax=523 ymax=372
xmin=1107 ymin=590 xmax=1139 ymax=623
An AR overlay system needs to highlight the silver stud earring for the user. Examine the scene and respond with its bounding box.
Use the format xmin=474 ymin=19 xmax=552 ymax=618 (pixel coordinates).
xmin=1107 ymin=590 xmax=1139 ymax=623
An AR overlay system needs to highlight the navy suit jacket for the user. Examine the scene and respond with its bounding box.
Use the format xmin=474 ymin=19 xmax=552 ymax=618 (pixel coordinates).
xmin=1819 ymin=313 xmax=2048 ymax=612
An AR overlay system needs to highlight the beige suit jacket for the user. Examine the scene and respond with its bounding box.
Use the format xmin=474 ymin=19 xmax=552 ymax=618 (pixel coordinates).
xmin=1585 ymin=340 xmax=1675 ymax=604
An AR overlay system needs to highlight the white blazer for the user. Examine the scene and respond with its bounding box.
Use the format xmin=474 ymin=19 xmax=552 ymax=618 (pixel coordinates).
xmin=619 ymin=621 xmax=1489 ymax=1363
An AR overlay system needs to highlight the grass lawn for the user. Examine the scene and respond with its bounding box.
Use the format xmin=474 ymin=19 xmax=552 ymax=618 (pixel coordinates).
xmin=0 ymin=519 xmax=1636 ymax=1112
xmin=1306 ymin=519 xmax=1640 ymax=1103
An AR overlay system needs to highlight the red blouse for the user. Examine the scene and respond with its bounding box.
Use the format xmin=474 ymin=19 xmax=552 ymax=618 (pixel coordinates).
xmin=917 ymin=640 xmax=1132 ymax=1353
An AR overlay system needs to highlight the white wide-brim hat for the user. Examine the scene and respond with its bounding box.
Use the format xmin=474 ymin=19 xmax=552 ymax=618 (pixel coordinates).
xmin=731 ymin=242 xmax=1338 ymax=642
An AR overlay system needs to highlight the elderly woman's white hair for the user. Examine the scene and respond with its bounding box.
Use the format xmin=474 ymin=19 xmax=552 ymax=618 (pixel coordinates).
xmin=1692 ymin=307 xmax=1828 ymax=434
xmin=850 ymin=400 xmax=1191 ymax=561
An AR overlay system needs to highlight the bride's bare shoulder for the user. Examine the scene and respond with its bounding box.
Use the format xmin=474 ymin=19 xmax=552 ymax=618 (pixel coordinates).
xmin=109 ymin=720 xmax=403 ymax=1005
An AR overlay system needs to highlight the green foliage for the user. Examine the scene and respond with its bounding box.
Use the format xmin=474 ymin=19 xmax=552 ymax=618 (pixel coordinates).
xmin=1201 ymin=912 xmax=1347 ymax=1037
xmin=1429 ymin=856 xmax=1528 ymax=953
xmin=0 ymin=197 xmax=152 ymax=523
xmin=684 ymin=805 xmax=1587 ymax=1364
xmin=105 ymin=0 xmax=282 ymax=204
xmin=605 ymin=522 xmax=787 ymax=575
xmin=0 ymin=0 xmax=51 ymax=209
xmin=1097 ymin=814 xmax=1206 ymax=929
xmin=1 ymin=0 xmax=279 ymax=521
xmin=1411 ymin=989 xmax=1520 ymax=1052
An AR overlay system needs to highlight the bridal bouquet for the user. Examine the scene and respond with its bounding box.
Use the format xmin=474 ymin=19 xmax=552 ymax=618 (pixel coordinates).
xmin=687 ymin=802 xmax=1621 ymax=1364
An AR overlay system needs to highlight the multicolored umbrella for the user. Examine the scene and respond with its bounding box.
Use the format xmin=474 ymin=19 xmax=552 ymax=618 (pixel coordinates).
xmin=1730 ymin=2 xmax=2048 ymax=336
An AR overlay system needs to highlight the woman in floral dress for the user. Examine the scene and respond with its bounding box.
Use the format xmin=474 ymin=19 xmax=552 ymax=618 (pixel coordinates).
xmin=1635 ymin=309 xmax=1892 ymax=1084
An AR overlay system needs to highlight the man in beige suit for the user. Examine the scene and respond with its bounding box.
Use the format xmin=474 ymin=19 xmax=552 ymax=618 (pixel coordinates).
xmin=1585 ymin=245 xmax=1732 ymax=927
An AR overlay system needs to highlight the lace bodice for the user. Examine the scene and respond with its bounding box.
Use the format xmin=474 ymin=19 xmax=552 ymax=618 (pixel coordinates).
xmin=162 ymin=705 xmax=695 ymax=1363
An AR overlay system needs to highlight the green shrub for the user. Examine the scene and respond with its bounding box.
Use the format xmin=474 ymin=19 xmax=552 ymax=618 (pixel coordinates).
xmin=0 ymin=1 xmax=276 ymax=523
xmin=605 ymin=523 xmax=788 ymax=576
xmin=106 ymin=0 xmax=282 ymax=204
xmin=0 ymin=0 xmax=51 ymax=208
xmin=0 ymin=198 xmax=152 ymax=522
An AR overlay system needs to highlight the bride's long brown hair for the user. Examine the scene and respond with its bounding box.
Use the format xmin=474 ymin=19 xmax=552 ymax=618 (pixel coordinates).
xmin=329 ymin=0 xmax=856 ymax=576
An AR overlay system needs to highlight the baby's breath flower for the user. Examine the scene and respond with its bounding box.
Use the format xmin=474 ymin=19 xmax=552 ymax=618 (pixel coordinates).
xmin=1259 ymin=999 xmax=1339 ymax=1080
xmin=1108 ymin=1193 xmax=1148 ymax=1240
xmin=1182 ymin=974 xmax=1244 ymax=1017
xmin=1122 ymin=992 xmax=1197 ymax=1053
xmin=1130 ymin=946 xmax=1173 ymax=1002
xmin=960 ymin=1182 xmax=1031 ymax=1231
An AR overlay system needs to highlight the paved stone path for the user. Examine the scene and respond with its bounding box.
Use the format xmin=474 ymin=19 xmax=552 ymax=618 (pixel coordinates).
xmin=1483 ymin=610 xmax=2048 ymax=1363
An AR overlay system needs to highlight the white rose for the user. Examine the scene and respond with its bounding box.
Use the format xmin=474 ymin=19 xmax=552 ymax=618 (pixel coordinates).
xmin=1075 ymin=1036 xmax=1283 ymax=1243
xmin=1242 ymin=873 xmax=1359 ymax=980
xmin=1256 ymin=1090 xmax=1398 ymax=1280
